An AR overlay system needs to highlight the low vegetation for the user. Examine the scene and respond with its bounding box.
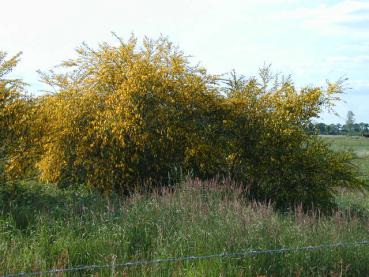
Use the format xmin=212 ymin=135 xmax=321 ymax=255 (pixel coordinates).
xmin=1 ymin=179 xmax=369 ymax=276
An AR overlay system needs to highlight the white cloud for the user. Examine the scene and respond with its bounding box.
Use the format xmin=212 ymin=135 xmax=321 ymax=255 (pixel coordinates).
xmin=279 ymin=1 xmax=369 ymax=37
xmin=325 ymin=55 xmax=369 ymax=64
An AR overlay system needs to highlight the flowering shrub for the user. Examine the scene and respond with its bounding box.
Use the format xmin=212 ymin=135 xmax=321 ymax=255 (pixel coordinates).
xmin=2 ymin=36 xmax=364 ymax=208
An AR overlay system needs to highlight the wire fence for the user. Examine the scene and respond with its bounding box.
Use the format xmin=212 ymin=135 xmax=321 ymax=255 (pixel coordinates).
xmin=2 ymin=240 xmax=369 ymax=276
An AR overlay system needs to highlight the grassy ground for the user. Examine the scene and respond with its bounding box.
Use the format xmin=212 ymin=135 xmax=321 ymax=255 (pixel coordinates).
xmin=322 ymin=135 xmax=369 ymax=181
xmin=1 ymin=136 xmax=369 ymax=276
xmin=1 ymin=180 xmax=369 ymax=276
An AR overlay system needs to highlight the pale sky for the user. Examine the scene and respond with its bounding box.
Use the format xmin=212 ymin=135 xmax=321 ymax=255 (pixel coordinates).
xmin=1 ymin=0 xmax=369 ymax=123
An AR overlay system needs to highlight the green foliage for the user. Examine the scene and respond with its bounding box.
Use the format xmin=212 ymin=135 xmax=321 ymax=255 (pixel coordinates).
xmin=1 ymin=180 xmax=369 ymax=276
xmin=2 ymin=35 xmax=365 ymax=208
xmin=346 ymin=110 xmax=355 ymax=134
xmin=307 ymin=122 xmax=369 ymax=136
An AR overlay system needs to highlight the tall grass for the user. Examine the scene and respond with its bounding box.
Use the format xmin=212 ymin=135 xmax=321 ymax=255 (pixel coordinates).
xmin=1 ymin=179 xmax=369 ymax=276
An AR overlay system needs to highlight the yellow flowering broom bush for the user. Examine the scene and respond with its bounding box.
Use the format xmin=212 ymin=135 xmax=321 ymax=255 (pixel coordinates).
xmin=0 ymin=52 xmax=36 ymax=182
xmin=2 ymin=36 xmax=364 ymax=208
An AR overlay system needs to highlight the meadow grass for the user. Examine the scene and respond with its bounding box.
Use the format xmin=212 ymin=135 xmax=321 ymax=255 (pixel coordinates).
xmin=2 ymin=179 xmax=369 ymax=276
xmin=322 ymin=135 xmax=369 ymax=181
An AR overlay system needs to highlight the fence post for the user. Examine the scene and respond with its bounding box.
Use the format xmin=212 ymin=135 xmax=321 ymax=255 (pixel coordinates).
xmin=111 ymin=255 xmax=117 ymax=277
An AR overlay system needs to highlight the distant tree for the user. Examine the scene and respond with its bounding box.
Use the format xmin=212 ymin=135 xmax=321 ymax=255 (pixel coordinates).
xmin=353 ymin=123 xmax=361 ymax=134
xmin=336 ymin=123 xmax=342 ymax=133
xmin=359 ymin=122 xmax=369 ymax=134
xmin=306 ymin=121 xmax=369 ymax=136
xmin=327 ymin=124 xmax=339 ymax=135
xmin=346 ymin=110 xmax=355 ymax=135
xmin=316 ymin=123 xmax=327 ymax=134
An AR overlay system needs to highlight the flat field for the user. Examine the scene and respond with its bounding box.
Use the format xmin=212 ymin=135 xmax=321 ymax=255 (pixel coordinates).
xmin=322 ymin=135 xmax=369 ymax=181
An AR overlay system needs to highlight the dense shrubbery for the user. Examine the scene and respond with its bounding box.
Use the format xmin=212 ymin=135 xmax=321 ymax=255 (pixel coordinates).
xmin=0 ymin=52 xmax=35 ymax=183
xmin=1 ymin=35 xmax=365 ymax=208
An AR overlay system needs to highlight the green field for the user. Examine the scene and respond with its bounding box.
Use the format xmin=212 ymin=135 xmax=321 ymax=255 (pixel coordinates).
xmin=322 ymin=135 xmax=369 ymax=181
xmin=1 ymin=136 xmax=369 ymax=276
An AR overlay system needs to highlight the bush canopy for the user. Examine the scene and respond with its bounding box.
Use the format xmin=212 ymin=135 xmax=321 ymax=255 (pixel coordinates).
xmin=1 ymin=35 xmax=364 ymax=208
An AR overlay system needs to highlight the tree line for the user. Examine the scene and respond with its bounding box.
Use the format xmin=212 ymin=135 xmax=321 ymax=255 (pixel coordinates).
xmin=308 ymin=122 xmax=369 ymax=136
xmin=308 ymin=110 xmax=369 ymax=136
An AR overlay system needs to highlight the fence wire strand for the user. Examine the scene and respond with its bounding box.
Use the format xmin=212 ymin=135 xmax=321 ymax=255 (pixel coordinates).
xmin=2 ymin=240 xmax=369 ymax=276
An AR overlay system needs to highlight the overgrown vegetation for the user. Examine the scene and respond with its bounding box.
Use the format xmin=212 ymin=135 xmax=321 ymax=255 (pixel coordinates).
xmin=1 ymin=35 xmax=365 ymax=209
xmin=1 ymin=180 xmax=369 ymax=276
